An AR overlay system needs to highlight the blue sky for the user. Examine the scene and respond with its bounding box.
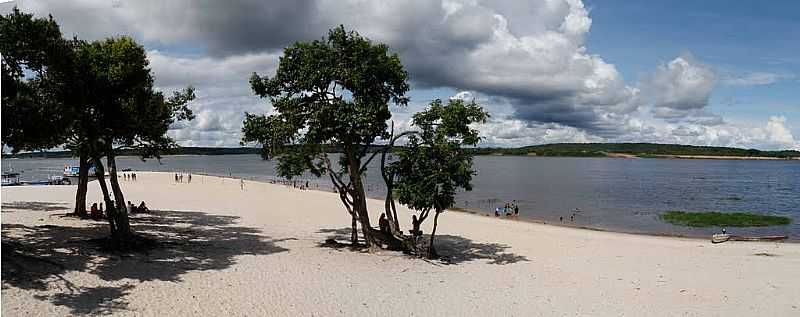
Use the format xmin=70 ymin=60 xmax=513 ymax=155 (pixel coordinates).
xmin=4 ymin=0 xmax=799 ymax=149
xmin=584 ymin=0 xmax=800 ymax=135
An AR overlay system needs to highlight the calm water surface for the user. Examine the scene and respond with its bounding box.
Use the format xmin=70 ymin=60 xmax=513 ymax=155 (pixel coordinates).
xmin=3 ymin=155 xmax=798 ymax=239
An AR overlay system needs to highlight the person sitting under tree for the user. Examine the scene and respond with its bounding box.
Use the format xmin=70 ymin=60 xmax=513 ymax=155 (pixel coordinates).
xmin=137 ymin=201 xmax=150 ymax=213
xmin=90 ymin=203 xmax=102 ymax=220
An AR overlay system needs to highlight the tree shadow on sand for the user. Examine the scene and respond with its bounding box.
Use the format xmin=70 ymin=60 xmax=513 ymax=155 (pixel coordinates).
xmin=317 ymin=227 xmax=529 ymax=265
xmin=2 ymin=208 xmax=289 ymax=315
xmin=2 ymin=201 xmax=70 ymax=212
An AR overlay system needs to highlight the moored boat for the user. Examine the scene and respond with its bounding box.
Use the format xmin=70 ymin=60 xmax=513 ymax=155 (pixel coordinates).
xmin=1 ymin=172 xmax=21 ymax=186
xmin=712 ymin=234 xmax=788 ymax=244
xmin=63 ymin=164 xmax=97 ymax=177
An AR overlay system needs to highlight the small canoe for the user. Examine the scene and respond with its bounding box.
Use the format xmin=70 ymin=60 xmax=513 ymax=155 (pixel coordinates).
xmin=712 ymin=234 xmax=788 ymax=244
xmin=711 ymin=234 xmax=730 ymax=243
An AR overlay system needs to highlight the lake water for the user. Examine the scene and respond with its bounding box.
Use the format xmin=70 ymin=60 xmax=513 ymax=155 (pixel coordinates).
xmin=3 ymin=154 xmax=798 ymax=239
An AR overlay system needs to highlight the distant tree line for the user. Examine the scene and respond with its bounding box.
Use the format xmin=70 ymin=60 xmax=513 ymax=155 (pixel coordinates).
xmin=7 ymin=143 xmax=799 ymax=159
xmin=467 ymin=143 xmax=800 ymax=158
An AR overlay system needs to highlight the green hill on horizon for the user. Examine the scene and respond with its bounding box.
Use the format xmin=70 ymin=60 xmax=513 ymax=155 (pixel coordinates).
xmin=469 ymin=143 xmax=800 ymax=158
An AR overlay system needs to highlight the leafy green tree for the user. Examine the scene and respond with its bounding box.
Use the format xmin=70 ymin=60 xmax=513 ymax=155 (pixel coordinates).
xmin=242 ymin=26 xmax=409 ymax=247
xmin=0 ymin=8 xmax=88 ymax=214
xmin=0 ymin=8 xmax=73 ymax=154
xmin=72 ymin=37 xmax=195 ymax=244
xmin=391 ymin=99 xmax=488 ymax=257
xmin=2 ymin=9 xmax=195 ymax=242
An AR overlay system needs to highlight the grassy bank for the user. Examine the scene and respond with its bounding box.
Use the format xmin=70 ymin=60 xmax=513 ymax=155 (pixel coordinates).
xmin=662 ymin=211 xmax=791 ymax=227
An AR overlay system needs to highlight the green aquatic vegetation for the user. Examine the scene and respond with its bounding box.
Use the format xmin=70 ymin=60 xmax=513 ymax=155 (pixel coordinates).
xmin=661 ymin=211 xmax=791 ymax=227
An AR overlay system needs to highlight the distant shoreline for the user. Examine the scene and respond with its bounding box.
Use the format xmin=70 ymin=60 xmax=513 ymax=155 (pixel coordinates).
xmin=5 ymin=142 xmax=798 ymax=160
xmin=650 ymin=154 xmax=800 ymax=161
xmin=447 ymin=206 xmax=797 ymax=242
xmin=5 ymin=152 xmax=800 ymax=161
xmin=484 ymin=153 xmax=800 ymax=161
xmin=184 ymin=172 xmax=797 ymax=242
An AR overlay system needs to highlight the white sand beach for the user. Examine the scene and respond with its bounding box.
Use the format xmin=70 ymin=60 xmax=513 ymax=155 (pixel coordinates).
xmin=2 ymin=172 xmax=799 ymax=316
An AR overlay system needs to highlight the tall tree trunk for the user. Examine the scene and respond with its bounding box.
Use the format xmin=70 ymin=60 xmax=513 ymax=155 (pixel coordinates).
xmin=383 ymin=186 xmax=396 ymax=233
xmin=351 ymin=213 xmax=358 ymax=244
xmin=428 ymin=209 xmax=442 ymax=258
xmin=328 ymin=158 xmax=359 ymax=245
xmin=382 ymin=178 xmax=401 ymax=235
xmin=347 ymin=148 xmax=378 ymax=248
xmin=380 ymin=148 xmax=400 ymax=235
xmin=106 ymin=151 xmax=131 ymax=238
xmin=391 ymin=201 xmax=400 ymax=233
xmin=93 ymin=157 xmax=117 ymax=236
xmin=73 ymin=153 xmax=89 ymax=217
xmin=353 ymin=179 xmax=377 ymax=247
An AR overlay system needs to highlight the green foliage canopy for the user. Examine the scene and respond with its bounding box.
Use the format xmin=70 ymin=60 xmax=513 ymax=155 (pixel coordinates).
xmin=392 ymin=99 xmax=489 ymax=213
xmin=72 ymin=36 xmax=195 ymax=159
xmin=0 ymin=8 xmax=75 ymax=151
xmin=242 ymin=25 xmax=409 ymax=178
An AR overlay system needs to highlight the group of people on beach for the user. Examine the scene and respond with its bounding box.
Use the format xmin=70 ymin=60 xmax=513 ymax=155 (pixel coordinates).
xmin=495 ymin=200 xmax=520 ymax=217
xmin=292 ymin=180 xmax=311 ymax=190
xmin=267 ymin=178 xmax=315 ymax=190
xmin=174 ymin=172 xmax=192 ymax=183
xmin=121 ymin=172 xmax=137 ymax=181
xmin=88 ymin=200 xmax=149 ymax=220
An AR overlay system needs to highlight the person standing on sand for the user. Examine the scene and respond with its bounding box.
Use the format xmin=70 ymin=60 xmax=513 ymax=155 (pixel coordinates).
xmin=175 ymin=173 xmax=178 ymax=183
xmin=240 ymin=178 xmax=245 ymax=190
xmin=188 ymin=173 xmax=192 ymax=183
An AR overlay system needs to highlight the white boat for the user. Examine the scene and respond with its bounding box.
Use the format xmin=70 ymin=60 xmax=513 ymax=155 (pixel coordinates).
xmin=1 ymin=172 xmax=21 ymax=186
xmin=63 ymin=164 xmax=97 ymax=177
xmin=49 ymin=175 xmax=72 ymax=185
xmin=712 ymin=233 xmax=788 ymax=244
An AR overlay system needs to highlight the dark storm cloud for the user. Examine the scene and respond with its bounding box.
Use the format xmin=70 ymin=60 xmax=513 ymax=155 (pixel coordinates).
xmin=151 ymin=0 xmax=321 ymax=56
xmin=8 ymin=1 xmax=797 ymax=149
xmin=10 ymin=0 xmax=321 ymax=55
xmin=13 ymin=0 xmax=640 ymax=136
